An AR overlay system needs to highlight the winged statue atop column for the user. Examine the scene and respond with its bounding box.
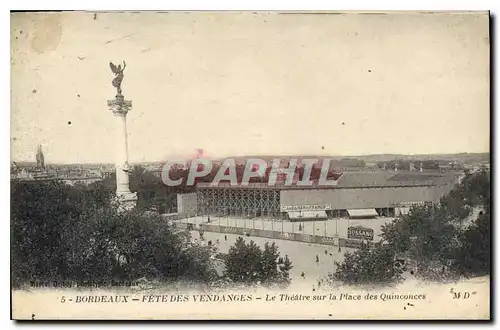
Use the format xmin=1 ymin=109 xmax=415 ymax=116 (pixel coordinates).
xmin=109 ymin=61 xmax=126 ymax=95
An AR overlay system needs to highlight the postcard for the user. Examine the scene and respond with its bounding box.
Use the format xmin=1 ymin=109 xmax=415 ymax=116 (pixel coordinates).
xmin=11 ymin=11 xmax=490 ymax=320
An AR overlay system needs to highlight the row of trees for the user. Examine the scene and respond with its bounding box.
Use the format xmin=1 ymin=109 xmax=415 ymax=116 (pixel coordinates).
xmin=11 ymin=178 xmax=292 ymax=288
xmin=331 ymin=168 xmax=490 ymax=285
xmin=11 ymin=180 xmax=217 ymax=287
xmin=376 ymin=160 xmax=442 ymax=171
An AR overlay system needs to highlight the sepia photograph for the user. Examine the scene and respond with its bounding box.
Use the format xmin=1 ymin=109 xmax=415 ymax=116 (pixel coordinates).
xmin=10 ymin=10 xmax=490 ymax=320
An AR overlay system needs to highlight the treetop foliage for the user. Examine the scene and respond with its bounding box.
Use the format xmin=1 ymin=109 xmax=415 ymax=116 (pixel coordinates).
xmin=224 ymin=237 xmax=292 ymax=288
xmin=11 ymin=180 xmax=217 ymax=288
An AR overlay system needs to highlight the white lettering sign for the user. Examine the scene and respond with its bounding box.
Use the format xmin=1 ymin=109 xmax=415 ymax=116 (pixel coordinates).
xmin=280 ymin=204 xmax=332 ymax=212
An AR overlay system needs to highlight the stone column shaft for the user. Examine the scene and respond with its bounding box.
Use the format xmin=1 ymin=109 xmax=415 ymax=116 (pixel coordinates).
xmin=108 ymin=94 xmax=137 ymax=211
xmin=115 ymin=112 xmax=131 ymax=193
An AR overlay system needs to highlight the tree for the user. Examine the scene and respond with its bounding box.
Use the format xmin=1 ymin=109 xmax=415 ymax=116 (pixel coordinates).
xmin=381 ymin=205 xmax=457 ymax=271
xmin=96 ymin=165 xmax=198 ymax=214
xmin=261 ymin=242 xmax=292 ymax=286
xmin=452 ymin=199 xmax=490 ymax=277
xmin=129 ymin=165 xmax=166 ymax=212
xmin=224 ymin=237 xmax=292 ymax=287
xmin=278 ymin=255 xmax=293 ymax=286
xmin=331 ymin=243 xmax=403 ymax=286
xmin=11 ymin=180 xmax=97 ymax=284
xmin=437 ymin=168 xmax=489 ymax=222
xmin=462 ymin=167 xmax=490 ymax=207
xmin=225 ymin=237 xmax=262 ymax=284
xmin=380 ymin=169 xmax=490 ymax=281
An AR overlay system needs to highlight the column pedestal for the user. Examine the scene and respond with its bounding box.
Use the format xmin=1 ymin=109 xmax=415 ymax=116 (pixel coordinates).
xmin=108 ymin=94 xmax=137 ymax=212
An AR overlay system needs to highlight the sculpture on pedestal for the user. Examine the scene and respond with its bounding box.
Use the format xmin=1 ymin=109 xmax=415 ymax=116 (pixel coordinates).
xmin=109 ymin=61 xmax=126 ymax=95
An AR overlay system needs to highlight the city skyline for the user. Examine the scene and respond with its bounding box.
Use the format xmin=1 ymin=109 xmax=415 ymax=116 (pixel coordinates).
xmin=11 ymin=12 xmax=490 ymax=163
xmin=11 ymin=149 xmax=489 ymax=166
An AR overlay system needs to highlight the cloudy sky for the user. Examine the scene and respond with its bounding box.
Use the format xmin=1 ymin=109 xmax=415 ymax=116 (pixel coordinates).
xmin=11 ymin=11 xmax=489 ymax=163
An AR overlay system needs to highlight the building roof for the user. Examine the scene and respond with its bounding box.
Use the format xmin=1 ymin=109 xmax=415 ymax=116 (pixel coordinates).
xmin=196 ymin=171 xmax=461 ymax=190
xmin=335 ymin=171 xmax=453 ymax=188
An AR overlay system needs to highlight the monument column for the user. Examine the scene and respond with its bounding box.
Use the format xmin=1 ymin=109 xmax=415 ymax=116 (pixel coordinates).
xmin=108 ymin=61 xmax=137 ymax=211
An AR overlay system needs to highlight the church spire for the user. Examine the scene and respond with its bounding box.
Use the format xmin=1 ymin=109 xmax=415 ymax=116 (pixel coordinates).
xmin=36 ymin=144 xmax=45 ymax=170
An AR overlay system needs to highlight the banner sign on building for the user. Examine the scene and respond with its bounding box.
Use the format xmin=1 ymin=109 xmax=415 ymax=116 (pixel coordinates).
xmin=280 ymin=204 xmax=332 ymax=212
xmin=347 ymin=226 xmax=374 ymax=241
xmin=399 ymin=201 xmax=427 ymax=206
xmin=343 ymin=239 xmax=373 ymax=249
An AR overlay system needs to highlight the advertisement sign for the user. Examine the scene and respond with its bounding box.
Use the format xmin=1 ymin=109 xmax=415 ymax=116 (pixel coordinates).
xmin=347 ymin=226 xmax=374 ymax=241
xmin=280 ymin=204 xmax=332 ymax=212
xmin=399 ymin=201 xmax=427 ymax=206
xmin=343 ymin=239 xmax=373 ymax=249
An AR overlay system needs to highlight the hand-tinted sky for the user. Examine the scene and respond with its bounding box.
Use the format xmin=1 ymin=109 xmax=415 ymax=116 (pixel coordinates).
xmin=11 ymin=12 xmax=489 ymax=163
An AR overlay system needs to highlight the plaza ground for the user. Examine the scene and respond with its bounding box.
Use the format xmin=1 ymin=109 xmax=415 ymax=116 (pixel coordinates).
xmin=178 ymin=215 xmax=398 ymax=287
xmin=190 ymin=230 xmax=418 ymax=289
xmin=189 ymin=230 xmax=357 ymax=287
xmin=178 ymin=215 xmax=395 ymax=241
